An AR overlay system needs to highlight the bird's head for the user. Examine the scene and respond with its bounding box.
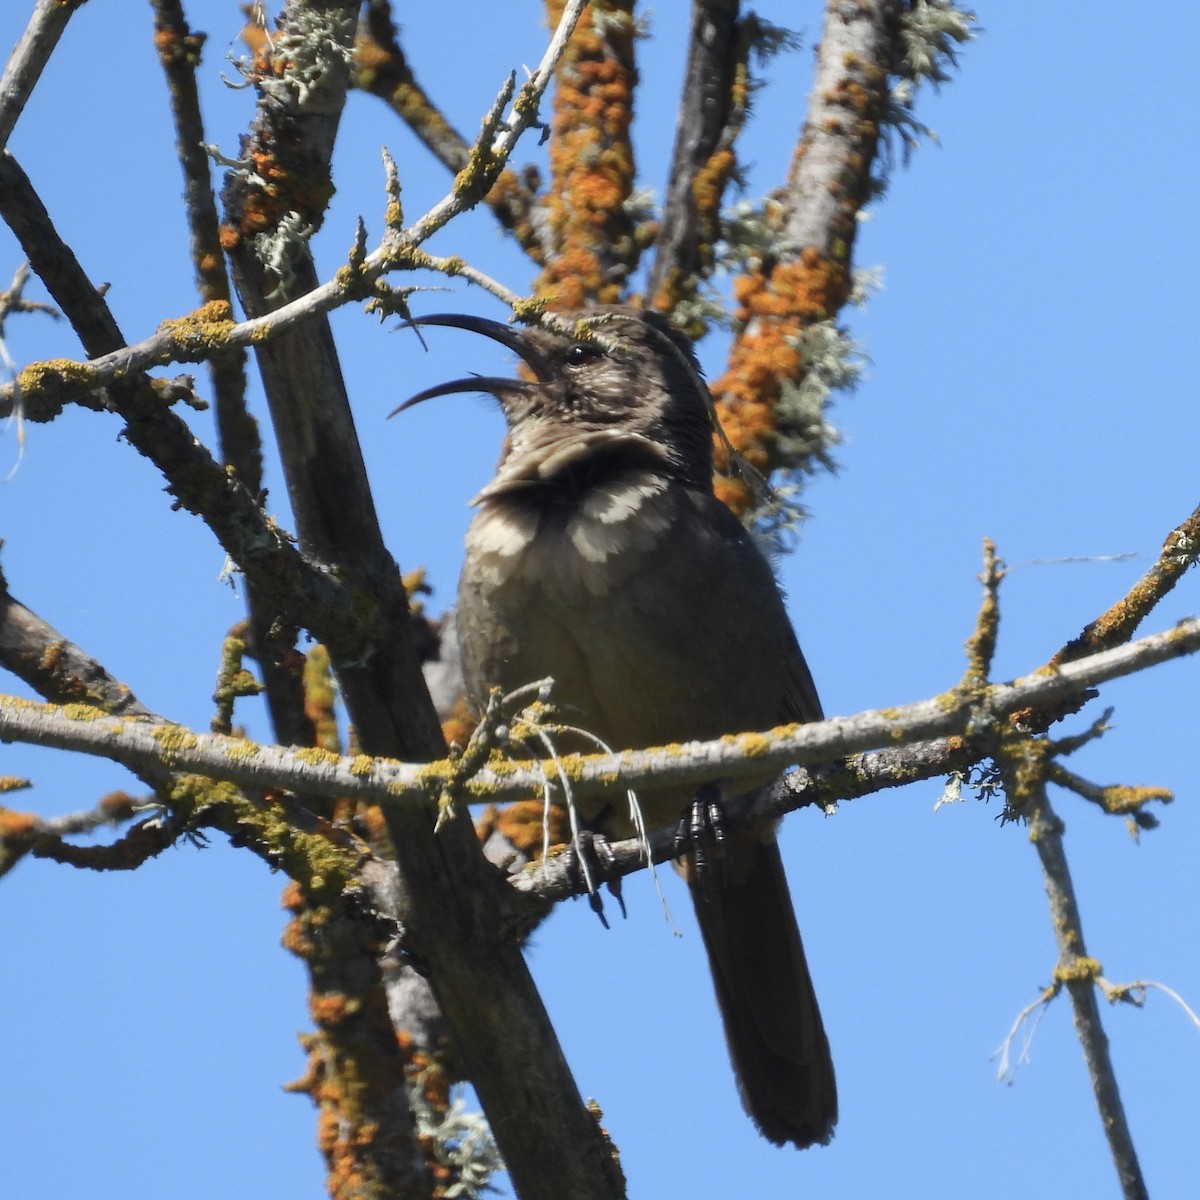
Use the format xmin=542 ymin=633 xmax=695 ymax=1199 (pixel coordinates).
xmin=392 ymin=306 xmax=716 ymax=494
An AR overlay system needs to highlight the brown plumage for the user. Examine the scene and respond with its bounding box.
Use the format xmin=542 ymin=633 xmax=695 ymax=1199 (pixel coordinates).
xmin=396 ymin=306 xmax=836 ymax=1148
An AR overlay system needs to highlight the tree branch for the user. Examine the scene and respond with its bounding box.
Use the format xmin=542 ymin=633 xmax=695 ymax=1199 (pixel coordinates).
xmin=151 ymin=0 xmax=312 ymax=748
xmin=1054 ymin=501 xmax=1200 ymax=664
xmin=645 ymin=0 xmax=746 ymax=319
xmin=0 ymin=0 xmax=86 ymax=148
xmin=0 ymin=0 xmax=587 ymax=417
xmin=512 ymin=734 xmax=979 ymax=902
xmin=0 ymin=570 xmax=152 ymax=717
xmin=355 ymin=0 xmax=543 ymax=262
xmin=2 ymin=617 xmax=1195 ymax=817
xmin=218 ymin=3 xmax=625 ymax=1197
xmin=533 ymin=0 xmax=642 ymax=308
xmin=998 ymin=752 xmax=1149 ymax=1200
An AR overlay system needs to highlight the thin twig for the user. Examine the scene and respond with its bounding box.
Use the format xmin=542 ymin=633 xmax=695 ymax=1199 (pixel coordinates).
xmin=0 ymin=0 xmax=85 ymax=148
xmin=1099 ymin=979 xmax=1200 ymax=1033
xmin=356 ymin=0 xmax=543 ymax=261
xmin=1018 ymin=779 xmax=1148 ymax=1200
xmin=0 ymin=0 xmax=589 ymax=417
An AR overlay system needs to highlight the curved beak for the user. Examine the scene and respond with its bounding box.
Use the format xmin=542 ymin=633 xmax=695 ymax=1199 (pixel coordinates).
xmin=390 ymin=313 xmax=551 ymax=417
xmin=406 ymin=313 xmax=552 ymax=374
xmin=388 ymin=374 xmax=534 ymax=418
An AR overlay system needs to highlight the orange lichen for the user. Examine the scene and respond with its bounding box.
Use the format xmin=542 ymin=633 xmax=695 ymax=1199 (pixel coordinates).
xmin=534 ymin=0 xmax=639 ymax=309
xmin=0 ymin=807 xmax=37 ymax=839
xmin=477 ymin=799 xmax=570 ymax=861
xmin=310 ymin=992 xmax=353 ymax=1026
xmin=439 ymin=692 xmax=477 ymax=756
xmin=284 ymin=885 xmax=423 ymax=1199
xmin=712 ymin=251 xmax=851 ymax=514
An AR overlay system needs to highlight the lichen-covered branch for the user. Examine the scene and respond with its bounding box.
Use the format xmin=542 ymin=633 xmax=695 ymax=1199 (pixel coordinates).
xmin=711 ymin=1 xmax=975 ymax=522
xmin=153 ymin=0 xmax=314 ymax=750
xmin=2 ymin=616 xmax=1195 ymax=819
xmin=0 ymin=791 xmax=137 ymax=879
xmin=0 ymin=154 xmax=357 ymax=636
xmin=1055 ymin=500 xmax=1200 ymax=665
xmin=533 ymin=0 xmax=643 ymax=307
xmin=0 ymin=570 xmax=153 ymax=717
xmin=711 ymin=0 xmax=903 ymax=515
xmin=512 ymin=734 xmax=979 ymax=902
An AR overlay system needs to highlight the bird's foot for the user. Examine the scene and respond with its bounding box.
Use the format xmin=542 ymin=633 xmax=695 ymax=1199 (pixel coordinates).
xmin=566 ymin=828 xmax=626 ymax=928
xmin=674 ymin=782 xmax=728 ymax=887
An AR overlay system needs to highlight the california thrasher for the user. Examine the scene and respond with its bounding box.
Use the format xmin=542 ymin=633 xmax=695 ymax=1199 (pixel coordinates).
xmin=395 ymin=305 xmax=837 ymax=1149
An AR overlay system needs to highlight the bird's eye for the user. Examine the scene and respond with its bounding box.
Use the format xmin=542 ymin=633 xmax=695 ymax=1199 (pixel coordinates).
xmin=566 ymin=342 xmax=602 ymax=368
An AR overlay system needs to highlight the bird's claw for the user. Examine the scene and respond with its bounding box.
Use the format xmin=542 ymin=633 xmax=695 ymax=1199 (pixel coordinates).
xmin=675 ymin=783 xmax=728 ymax=885
xmin=567 ymin=829 xmax=626 ymax=928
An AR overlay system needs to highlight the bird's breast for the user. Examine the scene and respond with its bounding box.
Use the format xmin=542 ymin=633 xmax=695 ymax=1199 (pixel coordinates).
xmin=464 ymin=470 xmax=677 ymax=600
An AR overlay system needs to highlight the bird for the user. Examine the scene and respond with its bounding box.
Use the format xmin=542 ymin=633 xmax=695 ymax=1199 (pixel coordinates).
xmin=393 ymin=305 xmax=837 ymax=1149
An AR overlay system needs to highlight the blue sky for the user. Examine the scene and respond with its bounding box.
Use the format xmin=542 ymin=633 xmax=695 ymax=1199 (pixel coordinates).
xmin=2 ymin=3 xmax=1198 ymax=1198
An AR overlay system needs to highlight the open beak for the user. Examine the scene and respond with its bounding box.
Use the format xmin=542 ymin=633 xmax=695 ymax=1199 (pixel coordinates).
xmin=388 ymin=374 xmax=533 ymax=416
xmin=389 ymin=313 xmax=551 ymax=418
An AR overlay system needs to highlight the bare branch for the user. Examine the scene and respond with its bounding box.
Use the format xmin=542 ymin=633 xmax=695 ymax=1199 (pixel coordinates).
xmin=0 ymin=571 xmax=153 ymax=717
xmin=993 ymin=984 xmax=1056 ymax=1084
xmin=0 ymin=0 xmax=85 ymax=148
xmin=1003 ymin=765 xmax=1148 ymax=1200
xmin=355 ymin=0 xmax=543 ymax=261
xmin=645 ymin=0 xmax=747 ymax=317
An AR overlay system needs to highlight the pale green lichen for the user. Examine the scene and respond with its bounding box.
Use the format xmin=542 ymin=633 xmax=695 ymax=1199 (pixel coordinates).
xmin=267 ymin=8 xmax=356 ymax=109
xmin=898 ymin=0 xmax=977 ymax=84
xmin=408 ymin=1084 xmax=503 ymax=1199
xmin=883 ymin=1 xmax=978 ymax=161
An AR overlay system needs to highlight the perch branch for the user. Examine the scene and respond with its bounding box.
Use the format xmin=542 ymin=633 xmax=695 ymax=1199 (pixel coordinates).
xmin=1 ymin=617 xmax=1195 ymax=816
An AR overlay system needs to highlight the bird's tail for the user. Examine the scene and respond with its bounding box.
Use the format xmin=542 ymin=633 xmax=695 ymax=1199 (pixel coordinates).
xmin=688 ymin=833 xmax=837 ymax=1148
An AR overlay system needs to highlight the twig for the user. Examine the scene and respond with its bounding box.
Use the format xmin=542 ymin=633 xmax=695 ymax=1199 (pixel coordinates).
xmin=1099 ymin=978 xmax=1200 ymax=1033
xmin=0 ymin=790 xmax=138 ymax=878
xmin=0 ymin=0 xmax=589 ymax=417
xmin=356 ymin=0 xmax=543 ymax=261
xmin=0 ymin=0 xmax=85 ymax=148
xmin=1054 ymin=500 xmax=1200 ymax=665
xmin=993 ymin=985 xmax=1056 ymax=1084
xmin=1015 ymin=776 xmax=1148 ymax=1200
